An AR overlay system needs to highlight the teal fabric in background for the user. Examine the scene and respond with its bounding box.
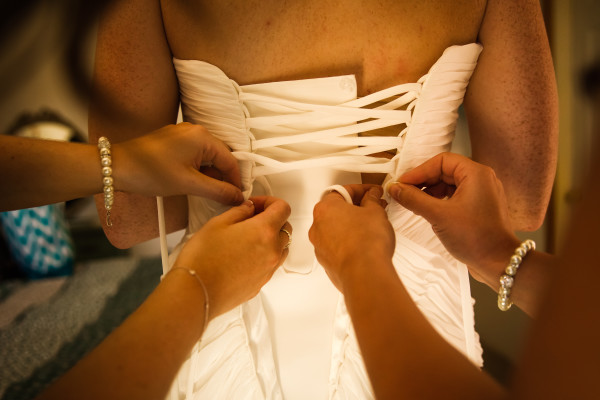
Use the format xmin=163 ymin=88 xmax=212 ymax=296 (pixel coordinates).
xmin=0 ymin=204 xmax=74 ymax=279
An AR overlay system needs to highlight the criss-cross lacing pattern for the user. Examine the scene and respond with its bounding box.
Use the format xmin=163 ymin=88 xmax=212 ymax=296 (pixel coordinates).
xmin=230 ymin=77 xmax=426 ymax=187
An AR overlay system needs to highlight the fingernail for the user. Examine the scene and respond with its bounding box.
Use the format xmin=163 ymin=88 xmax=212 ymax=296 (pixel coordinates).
xmin=389 ymin=183 xmax=401 ymax=198
xmin=243 ymin=199 xmax=254 ymax=208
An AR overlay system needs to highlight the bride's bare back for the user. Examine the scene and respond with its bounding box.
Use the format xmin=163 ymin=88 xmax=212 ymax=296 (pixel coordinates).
xmin=161 ymin=0 xmax=485 ymax=94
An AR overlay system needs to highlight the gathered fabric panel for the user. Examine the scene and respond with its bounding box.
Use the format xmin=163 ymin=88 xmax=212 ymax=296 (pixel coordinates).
xmin=393 ymin=50 xmax=481 ymax=178
xmin=174 ymin=59 xmax=255 ymax=199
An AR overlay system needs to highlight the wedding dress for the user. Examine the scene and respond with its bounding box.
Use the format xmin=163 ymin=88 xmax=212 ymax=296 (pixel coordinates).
xmin=159 ymin=43 xmax=484 ymax=400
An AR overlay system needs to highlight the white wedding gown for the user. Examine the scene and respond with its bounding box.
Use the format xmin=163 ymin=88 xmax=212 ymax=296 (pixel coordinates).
xmin=159 ymin=43 xmax=484 ymax=400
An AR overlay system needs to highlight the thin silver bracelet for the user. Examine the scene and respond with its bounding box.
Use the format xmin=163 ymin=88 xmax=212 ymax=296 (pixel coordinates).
xmin=98 ymin=137 xmax=114 ymax=227
xmin=498 ymin=239 xmax=535 ymax=311
xmin=168 ymin=267 xmax=210 ymax=334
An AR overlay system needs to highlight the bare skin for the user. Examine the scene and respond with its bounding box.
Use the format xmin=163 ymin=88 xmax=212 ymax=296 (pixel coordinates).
xmin=91 ymin=0 xmax=557 ymax=247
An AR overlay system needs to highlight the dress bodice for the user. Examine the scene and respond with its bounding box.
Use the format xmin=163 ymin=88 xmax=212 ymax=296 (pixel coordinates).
xmin=164 ymin=43 xmax=484 ymax=400
xmin=175 ymin=43 xmax=481 ymax=181
xmin=173 ymin=43 xmax=482 ymax=274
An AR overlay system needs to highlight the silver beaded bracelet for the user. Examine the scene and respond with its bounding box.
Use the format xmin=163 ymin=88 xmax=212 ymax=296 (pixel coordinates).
xmin=98 ymin=137 xmax=114 ymax=227
xmin=498 ymin=239 xmax=536 ymax=311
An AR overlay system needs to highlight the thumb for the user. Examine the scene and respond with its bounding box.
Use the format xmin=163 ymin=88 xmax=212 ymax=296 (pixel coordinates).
xmin=188 ymin=172 xmax=244 ymax=205
xmin=360 ymin=186 xmax=385 ymax=210
xmin=211 ymin=199 xmax=255 ymax=226
xmin=388 ymin=183 xmax=445 ymax=223
xmin=252 ymin=198 xmax=291 ymax=230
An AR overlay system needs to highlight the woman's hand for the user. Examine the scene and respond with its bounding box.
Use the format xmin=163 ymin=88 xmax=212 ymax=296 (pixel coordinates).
xmin=389 ymin=152 xmax=521 ymax=284
xmin=174 ymin=196 xmax=292 ymax=318
xmin=309 ymin=185 xmax=395 ymax=293
xmin=112 ymin=122 xmax=244 ymax=205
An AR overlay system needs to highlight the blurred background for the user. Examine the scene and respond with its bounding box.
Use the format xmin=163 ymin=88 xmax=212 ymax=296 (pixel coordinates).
xmin=0 ymin=0 xmax=598 ymax=398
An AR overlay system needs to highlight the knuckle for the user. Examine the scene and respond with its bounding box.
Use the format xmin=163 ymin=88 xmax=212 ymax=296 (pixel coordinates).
xmin=278 ymin=201 xmax=292 ymax=218
xmin=313 ymin=202 xmax=326 ymax=218
xmin=308 ymin=226 xmax=315 ymax=243
xmin=195 ymin=125 xmax=209 ymax=136
xmin=182 ymin=123 xmax=208 ymax=138
xmin=480 ymin=165 xmax=498 ymax=180
xmin=214 ymin=185 xmax=239 ymax=205
xmin=261 ymin=227 xmax=278 ymax=244
xmin=283 ymin=201 xmax=291 ymax=215
xmin=212 ymin=184 xmax=228 ymax=199
xmin=266 ymin=251 xmax=281 ymax=267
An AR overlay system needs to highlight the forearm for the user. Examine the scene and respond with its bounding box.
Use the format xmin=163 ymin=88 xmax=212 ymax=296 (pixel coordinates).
xmin=0 ymin=134 xmax=188 ymax=246
xmin=37 ymin=269 xmax=206 ymax=400
xmin=342 ymin=256 xmax=505 ymax=400
xmin=1 ymin=135 xmax=103 ymax=211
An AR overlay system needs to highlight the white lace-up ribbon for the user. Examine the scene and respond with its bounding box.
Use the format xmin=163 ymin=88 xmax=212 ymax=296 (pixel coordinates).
xmin=230 ymin=79 xmax=425 ymax=182
xmin=322 ymin=185 xmax=353 ymax=204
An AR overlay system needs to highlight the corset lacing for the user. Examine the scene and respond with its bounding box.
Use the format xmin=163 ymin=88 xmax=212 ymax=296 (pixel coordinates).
xmin=229 ymin=76 xmax=428 ymax=195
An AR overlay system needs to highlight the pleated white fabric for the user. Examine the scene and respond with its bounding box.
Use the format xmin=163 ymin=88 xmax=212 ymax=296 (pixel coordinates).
xmin=162 ymin=43 xmax=484 ymax=400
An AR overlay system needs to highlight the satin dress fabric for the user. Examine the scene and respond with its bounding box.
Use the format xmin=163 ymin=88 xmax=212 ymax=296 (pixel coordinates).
xmin=162 ymin=43 xmax=484 ymax=400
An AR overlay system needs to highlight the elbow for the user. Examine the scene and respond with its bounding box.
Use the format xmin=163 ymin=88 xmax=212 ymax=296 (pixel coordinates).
xmin=515 ymin=215 xmax=545 ymax=233
xmin=100 ymin=216 xmax=159 ymax=249
xmin=511 ymin=204 xmax=548 ymax=232
xmin=507 ymin=174 xmax=554 ymax=232
xmin=104 ymin=229 xmax=137 ymax=250
xmin=93 ymin=194 xmax=146 ymax=249
xmin=93 ymin=194 xmax=188 ymax=250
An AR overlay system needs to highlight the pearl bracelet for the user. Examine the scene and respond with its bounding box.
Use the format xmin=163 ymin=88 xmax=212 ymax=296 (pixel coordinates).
xmin=498 ymin=239 xmax=536 ymax=311
xmin=98 ymin=137 xmax=114 ymax=227
xmin=168 ymin=267 xmax=210 ymax=334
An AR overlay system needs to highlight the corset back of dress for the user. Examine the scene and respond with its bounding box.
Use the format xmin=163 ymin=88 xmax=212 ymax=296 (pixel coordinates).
xmin=173 ymin=43 xmax=482 ymax=274
xmin=165 ymin=43 xmax=484 ymax=400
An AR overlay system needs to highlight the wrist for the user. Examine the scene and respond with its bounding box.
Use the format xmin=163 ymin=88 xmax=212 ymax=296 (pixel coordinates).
xmin=109 ymin=142 xmax=129 ymax=193
xmin=340 ymin=253 xmax=396 ymax=294
xmin=477 ymin=234 xmax=522 ymax=289
xmin=161 ymin=266 xmax=210 ymax=338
